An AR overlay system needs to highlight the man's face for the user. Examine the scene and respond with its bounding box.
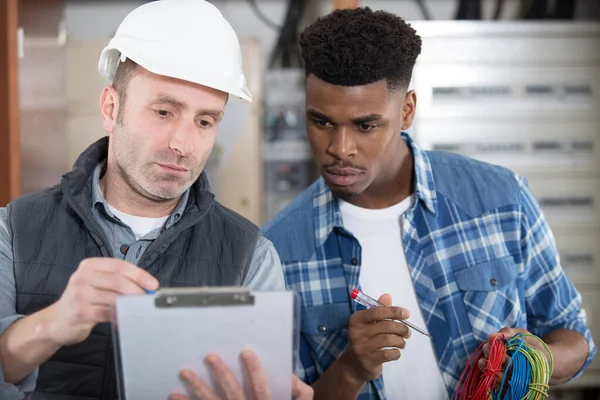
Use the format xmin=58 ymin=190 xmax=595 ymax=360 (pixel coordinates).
xmin=305 ymin=74 xmax=416 ymax=201
xmin=101 ymin=68 xmax=227 ymax=201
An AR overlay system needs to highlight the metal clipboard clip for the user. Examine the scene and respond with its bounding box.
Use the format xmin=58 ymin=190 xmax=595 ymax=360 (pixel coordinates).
xmin=153 ymin=287 xmax=255 ymax=308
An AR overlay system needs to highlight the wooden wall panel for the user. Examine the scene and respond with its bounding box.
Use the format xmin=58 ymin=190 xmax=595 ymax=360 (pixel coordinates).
xmin=0 ymin=0 xmax=20 ymax=206
xmin=332 ymin=0 xmax=359 ymax=9
xmin=18 ymin=0 xmax=67 ymax=195
xmin=219 ymin=38 xmax=264 ymax=225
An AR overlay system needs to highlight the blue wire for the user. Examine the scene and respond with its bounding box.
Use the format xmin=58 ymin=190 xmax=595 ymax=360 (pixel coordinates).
xmin=509 ymin=335 xmax=527 ymax=400
xmin=522 ymin=349 xmax=532 ymax=398
xmin=509 ymin=335 xmax=522 ymax=400
xmin=493 ymin=333 xmax=531 ymax=400
xmin=508 ymin=344 xmax=530 ymax=399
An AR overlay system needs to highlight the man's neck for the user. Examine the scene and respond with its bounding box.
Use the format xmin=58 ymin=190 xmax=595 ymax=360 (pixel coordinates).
xmin=99 ymin=169 xmax=180 ymax=218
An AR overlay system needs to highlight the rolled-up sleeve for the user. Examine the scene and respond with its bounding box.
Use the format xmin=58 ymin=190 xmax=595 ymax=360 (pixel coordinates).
xmin=0 ymin=207 xmax=38 ymax=398
xmin=518 ymin=177 xmax=596 ymax=379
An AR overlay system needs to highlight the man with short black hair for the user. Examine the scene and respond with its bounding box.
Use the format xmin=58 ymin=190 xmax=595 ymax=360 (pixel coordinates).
xmin=263 ymin=7 xmax=595 ymax=399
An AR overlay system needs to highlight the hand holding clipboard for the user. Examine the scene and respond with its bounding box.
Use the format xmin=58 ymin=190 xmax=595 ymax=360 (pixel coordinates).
xmin=168 ymin=350 xmax=313 ymax=400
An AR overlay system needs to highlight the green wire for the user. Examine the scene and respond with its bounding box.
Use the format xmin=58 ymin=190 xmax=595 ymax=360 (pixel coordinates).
xmin=502 ymin=334 xmax=553 ymax=400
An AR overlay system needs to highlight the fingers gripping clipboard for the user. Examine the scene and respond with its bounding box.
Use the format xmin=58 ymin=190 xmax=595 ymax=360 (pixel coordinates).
xmin=112 ymin=287 xmax=299 ymax=399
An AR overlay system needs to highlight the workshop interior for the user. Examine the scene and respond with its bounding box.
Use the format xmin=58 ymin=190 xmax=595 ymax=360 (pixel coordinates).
xmin=0 ymin=0 xmax=599 ymax=399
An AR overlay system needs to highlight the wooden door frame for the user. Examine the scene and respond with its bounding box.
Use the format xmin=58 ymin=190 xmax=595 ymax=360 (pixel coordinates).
xmin=332 ymin=0 xmax=359 ymax=9
xmin=0 ymin=0 xmax=20 ymax=206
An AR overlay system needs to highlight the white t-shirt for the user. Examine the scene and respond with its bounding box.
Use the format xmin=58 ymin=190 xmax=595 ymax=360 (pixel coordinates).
xmin=108 ymin=204 xmax=169 ymax=240
xmin=339 ymin=196 xmax=448 ymax=400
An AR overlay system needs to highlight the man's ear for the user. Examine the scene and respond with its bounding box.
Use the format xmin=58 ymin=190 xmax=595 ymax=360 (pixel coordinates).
xmin=100 ymin=86 xmax=120 ymax=134
xmin=401 ymin=90 xmax=417 ymax=131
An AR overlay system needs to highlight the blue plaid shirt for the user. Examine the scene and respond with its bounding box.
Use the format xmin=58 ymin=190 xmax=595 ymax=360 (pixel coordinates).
xmin=262 ymin=132 xmax=596 ymax=399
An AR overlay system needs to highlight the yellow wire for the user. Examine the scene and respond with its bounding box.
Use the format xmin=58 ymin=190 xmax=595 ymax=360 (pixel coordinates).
xmin=501 ymin=334 xmax=553 ymax=400
xmin=473 ymin=333 xmax=553 ymax=400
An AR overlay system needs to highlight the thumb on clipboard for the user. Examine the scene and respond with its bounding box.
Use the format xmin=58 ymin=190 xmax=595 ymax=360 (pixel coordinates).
xmin=292 ymin=375 xmax=314 ymax=400
xmin=168 ymin=350 xmax=314 ymax=400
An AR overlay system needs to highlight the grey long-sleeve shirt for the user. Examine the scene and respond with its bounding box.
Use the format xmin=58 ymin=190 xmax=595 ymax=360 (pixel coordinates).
xmin=0 ymin=164 xmax=285 ymax=399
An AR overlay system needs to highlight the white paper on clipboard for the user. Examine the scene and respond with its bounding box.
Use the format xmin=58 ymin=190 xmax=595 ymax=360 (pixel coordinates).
xmin=112 ymin=287 xmax=298 ymax=400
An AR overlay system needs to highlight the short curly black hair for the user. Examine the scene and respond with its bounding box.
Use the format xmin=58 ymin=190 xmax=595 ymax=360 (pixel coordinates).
xmin=299 ymin=7 xmax=422 ymax=91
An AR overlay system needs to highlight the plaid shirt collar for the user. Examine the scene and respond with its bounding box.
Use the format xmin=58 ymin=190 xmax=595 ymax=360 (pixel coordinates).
xmin=312 ymin=132 xmax=438 ymax=248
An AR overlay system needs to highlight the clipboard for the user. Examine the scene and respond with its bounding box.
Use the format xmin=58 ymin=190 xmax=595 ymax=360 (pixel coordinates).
xmin=112 ymin=287 xmax=299 ymax=400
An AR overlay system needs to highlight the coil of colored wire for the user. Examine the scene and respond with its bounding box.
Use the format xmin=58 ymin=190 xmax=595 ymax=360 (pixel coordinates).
xmin=496 ymin=333 xmax=553 ymax=400
xmin=455 ymin=333 xmax=507 ymax=400
xmin=455 ymin=332 xmax=553 ymax=400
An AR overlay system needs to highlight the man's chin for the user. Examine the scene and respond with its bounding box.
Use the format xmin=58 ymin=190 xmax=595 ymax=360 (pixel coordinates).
xmin=327 ymin=184 xmax=361 ymax=199
xmin=144 ymin=183 xmax=190 ymax=201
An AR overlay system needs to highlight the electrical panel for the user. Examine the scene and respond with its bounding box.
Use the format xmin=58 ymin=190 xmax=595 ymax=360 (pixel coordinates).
xmin=553 ymin=227 xmax=600 ymax=285
xmin=417 ymin=121 xmax=599 ymax=179
xmin=527 ymin=178 xmax=600 ymax=228
xmin=262 ymin=69 xmax=317 ymax=222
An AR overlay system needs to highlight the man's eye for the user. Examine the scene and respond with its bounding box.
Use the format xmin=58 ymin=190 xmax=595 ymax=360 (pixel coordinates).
xmin=198 ymin=120 xmax=212 ymax=128
xmin=156 ymin=110 xmax=171 ymax=118
xmin=358 ymin=123 xmax=376 ymax=132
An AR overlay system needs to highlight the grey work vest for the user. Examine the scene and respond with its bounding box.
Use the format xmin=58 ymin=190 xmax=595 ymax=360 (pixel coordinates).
xmin=7 ymin=137 xmax=260 ymax=399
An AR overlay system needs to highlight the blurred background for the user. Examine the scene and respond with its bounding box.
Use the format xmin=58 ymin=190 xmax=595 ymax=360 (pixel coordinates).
xmin=0 ymin=1 xmax=599 ymax=398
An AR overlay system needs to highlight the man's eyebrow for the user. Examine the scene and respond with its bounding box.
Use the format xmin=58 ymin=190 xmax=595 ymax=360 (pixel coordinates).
xmin=199 ymin=109 xmax=224 ymax=121
xmin=155 ymin=94 xmax=187 ymax=109
xmin=307 ymin=109 xmax=332 ymax=121
xmin=307 ymin=109 xmax=384 ymax=125
xmin=155 ymin=94 xmax=223 ymax=120
xmin=351 ymin=114 xmax=384 ymax=124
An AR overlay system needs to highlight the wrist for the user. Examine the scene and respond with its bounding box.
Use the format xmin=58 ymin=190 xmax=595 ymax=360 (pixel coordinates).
xmin=529 ymin=337 xmax=560 ymax=384
xmin=337 ymin=352 xmax=366 ymax=388
xmin=543 ymin=343 xmax=559 ymax=382
xmin=533 ymin=339 xmax=554 ymax=370
xmin=38 ymin=303 xmax=63 ymax=347
xmin=312 ymin=352 xmax=367 ymax=400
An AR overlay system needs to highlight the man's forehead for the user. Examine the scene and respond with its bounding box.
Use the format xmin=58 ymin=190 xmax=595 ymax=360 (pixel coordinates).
xmin=133 ymin=68 xmax=227 ymax=101
xmin=306 ymin=74 xmax=388 ymax=92
xmin=307 ymin=85 xmax=400 ymax=116
xmin=307 ymin=77 xmax=400 ymax=105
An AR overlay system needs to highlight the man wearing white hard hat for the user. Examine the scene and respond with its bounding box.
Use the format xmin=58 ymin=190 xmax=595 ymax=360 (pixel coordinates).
xmin=0 ymin=1 xmax=312 ymax=399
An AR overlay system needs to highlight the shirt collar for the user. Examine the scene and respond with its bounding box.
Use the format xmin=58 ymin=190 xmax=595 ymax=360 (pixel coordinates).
xmin=91 ymin=161 xmax=190 ymax=230
xmin=312 ymin=131 xmax=438 ymax=247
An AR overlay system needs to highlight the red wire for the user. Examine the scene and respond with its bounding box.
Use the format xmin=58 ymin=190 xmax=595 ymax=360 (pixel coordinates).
xmin=455 ymin=333 xmax=506 ymax=400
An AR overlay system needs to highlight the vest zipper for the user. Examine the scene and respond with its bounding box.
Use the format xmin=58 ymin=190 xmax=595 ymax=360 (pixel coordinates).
xmin=102 ymin=335 xmax=116 ymax=399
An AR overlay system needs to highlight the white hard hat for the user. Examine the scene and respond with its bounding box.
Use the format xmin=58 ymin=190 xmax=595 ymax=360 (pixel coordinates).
xmin=98 ymin=0 xmax=252 ymax=102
